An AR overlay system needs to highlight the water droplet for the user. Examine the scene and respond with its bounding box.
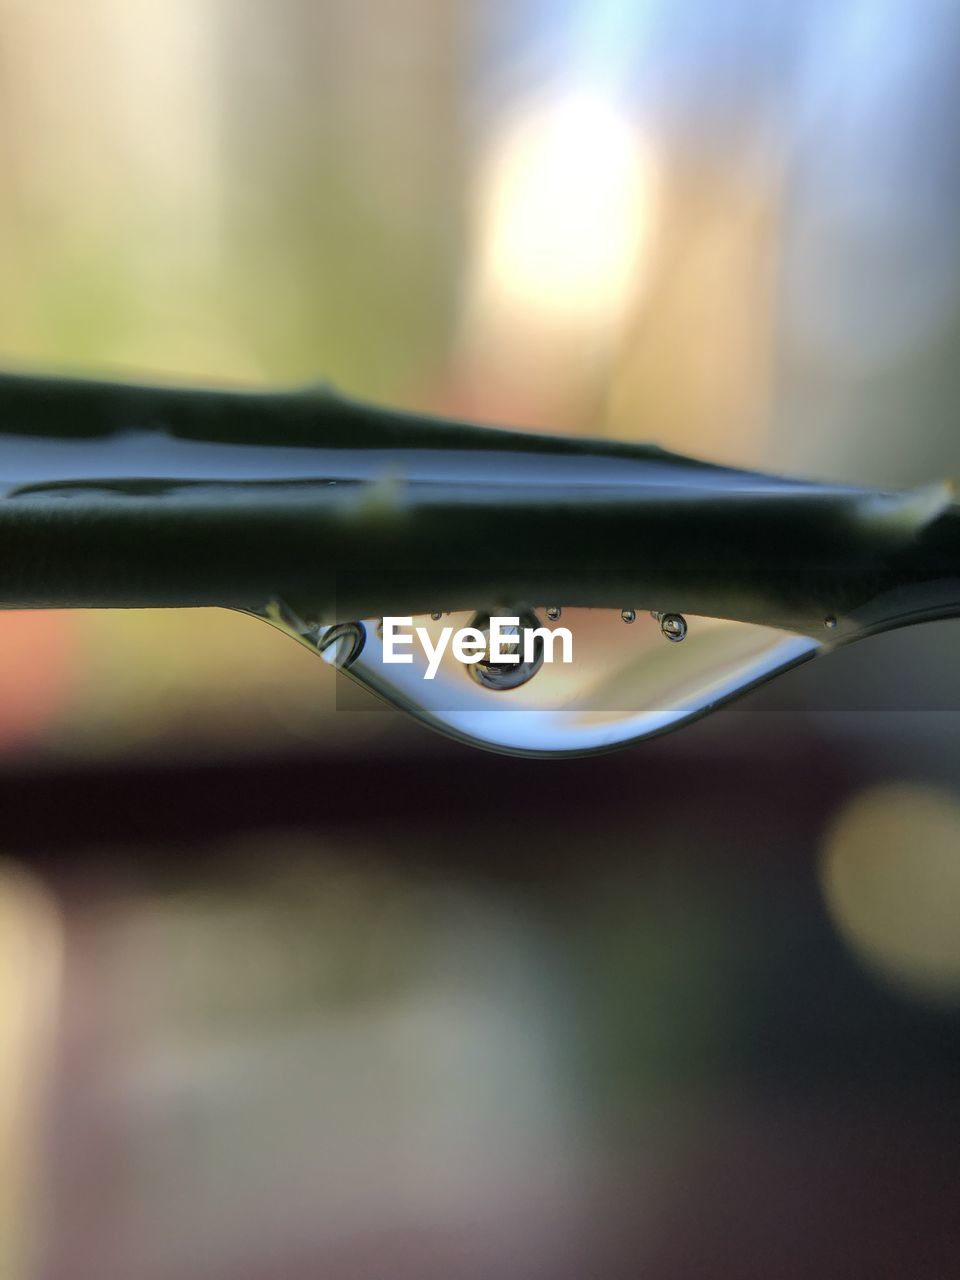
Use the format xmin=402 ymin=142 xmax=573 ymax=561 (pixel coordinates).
xmin=430 ymin=611 xmax=443 ymax=621
xmin=620 ymin=609 xmax=636 ymax=624
xmin=546 ymin=606 xmax=562 ymax=621
xmin=251 ymin=605 xmax=822 ymax=757
xmin=467 ymin=609 xmax=545 ymax=691
xmin=824 ymin=615 xmax=838 ymax=629
xmin=659 ymin=612 xmax=687 ymax=643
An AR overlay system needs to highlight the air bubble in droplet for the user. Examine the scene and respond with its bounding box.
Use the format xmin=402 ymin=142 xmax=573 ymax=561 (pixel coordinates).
xmin=659 ymin=612 xmax=687 ymax=643
xmin=546 ymin=606 xmax=562 ymax=621
xmin=621 ymin=609 xmax=636 ymax=624
xmin=467 ymin=609 xmax=545 ymax=691
xmin=317 ymin=621 xmax=366 ymax=669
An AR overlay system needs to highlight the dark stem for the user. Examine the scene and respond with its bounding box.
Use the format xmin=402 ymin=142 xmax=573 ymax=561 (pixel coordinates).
xmin=0 ymin=371 xmax=956 ymax=640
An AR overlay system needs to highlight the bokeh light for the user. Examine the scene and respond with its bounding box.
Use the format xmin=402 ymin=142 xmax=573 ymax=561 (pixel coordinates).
xmin=820 ymin=781 xmax=960 ymax=1003
xmin=0 ymin=862 xmax=61 ymax=1278
xmin=457 ymin=90 xmax=660 ymax=425
xmin=0 ymin=614 xmax=76 ymax=750
xmin=469 ymin=93 xmax=658 ymax=327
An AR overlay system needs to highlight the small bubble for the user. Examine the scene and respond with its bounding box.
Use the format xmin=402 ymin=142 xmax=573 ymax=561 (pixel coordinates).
xmin=546 ymin=606 xmax=562 ymax=621
xmin=824 ymin=615 xmax=838 ymax=630
xmin=620 ymin=609 xmax=637 ymax=624
xmin=659 ymin=612 xmax=687 ymax=643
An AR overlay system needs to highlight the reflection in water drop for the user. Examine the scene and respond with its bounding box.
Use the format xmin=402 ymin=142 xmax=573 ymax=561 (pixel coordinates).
xmin=467 ymin=609 xmax=545 ymax=692
xmin=620 ymin=609 xmax=637 ymax=624
xmin=659 ymin=612 xmax=688 ymax=643
xmin=316 ymin=622 xmax=366 ymax=669
xmin=257 ymin=603 xmax=821 ymax=757
xmin=546 ymin=607 xmax=562 ymax=622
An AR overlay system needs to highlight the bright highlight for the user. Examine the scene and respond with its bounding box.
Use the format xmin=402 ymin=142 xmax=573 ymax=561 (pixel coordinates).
xmin=474 ymin=94 xmax=659 ymax=325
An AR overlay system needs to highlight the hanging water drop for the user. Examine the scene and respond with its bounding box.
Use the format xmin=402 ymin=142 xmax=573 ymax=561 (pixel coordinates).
xmin=546 ymin=606 xmax=562 ymax=621
xmin=255 ymin=603 xmax=822 ymax=758
xmin=620 ymin=609 xmax=637 ymax=624
xmin=824 ymin=615 xmax=838 ymax=629
xmin=659 ymin=612 xmax=688 ymax=643
xmin=430 ymin=611 xmax=443 ymax=621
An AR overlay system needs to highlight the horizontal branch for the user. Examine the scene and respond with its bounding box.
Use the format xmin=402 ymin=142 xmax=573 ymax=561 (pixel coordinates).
xmin=0 ymin=371 xmax=956 ymax=645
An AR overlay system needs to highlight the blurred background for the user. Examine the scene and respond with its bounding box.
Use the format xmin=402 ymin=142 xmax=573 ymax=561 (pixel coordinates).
xmin=1 ymin=1 xmax=960 ymax=1276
